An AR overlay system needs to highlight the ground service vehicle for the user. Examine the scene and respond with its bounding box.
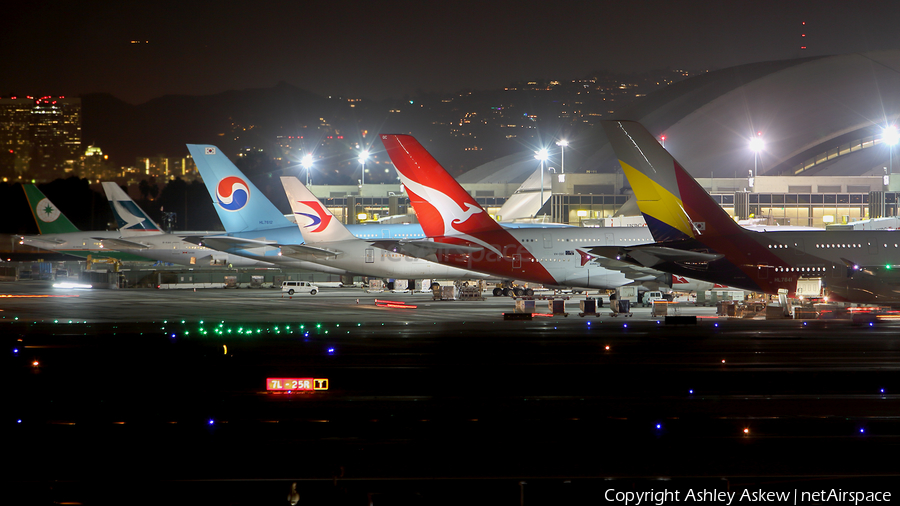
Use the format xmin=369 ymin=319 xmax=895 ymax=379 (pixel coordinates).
xmin=282 ymin=281 xmax=319 ymax=295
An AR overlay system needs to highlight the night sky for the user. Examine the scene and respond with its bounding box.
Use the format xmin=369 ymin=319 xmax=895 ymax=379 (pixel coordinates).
xmin=5 ymin=0 xmax=900 ymax=104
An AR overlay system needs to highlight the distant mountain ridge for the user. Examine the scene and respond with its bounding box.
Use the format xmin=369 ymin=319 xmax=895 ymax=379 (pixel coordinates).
xmin=78 ymin=68 xmax=706 ymax=180
xmin=81 ymin=82 xmax=345 ymax=165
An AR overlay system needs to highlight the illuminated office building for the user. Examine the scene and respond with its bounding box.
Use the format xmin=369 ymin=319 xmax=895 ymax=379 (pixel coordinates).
xmin=0 ymin=96 xmax=81 ymax=181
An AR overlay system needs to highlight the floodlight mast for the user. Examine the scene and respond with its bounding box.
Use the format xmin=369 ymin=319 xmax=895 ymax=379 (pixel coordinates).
xmin=749 ymin=136 xmax=765 ymax=152
xmin=358 ymin=150 xmax=369 ymax=186
xmin=535 ymin=148 xmax=549 ymax=218
xmin=749 ymin=134 xmax=764 ymax=181
xmin=301 ymin=154 xmax=314 ymax=185
xmin=556 ymin=139 xmax=568 ymax=174
xmin=884 ymin=125 xmax=899 ymax=180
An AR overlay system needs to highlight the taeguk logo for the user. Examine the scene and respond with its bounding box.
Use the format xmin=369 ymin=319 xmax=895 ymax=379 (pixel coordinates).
xmin=216 ymin=176 xmax=250 ymax=212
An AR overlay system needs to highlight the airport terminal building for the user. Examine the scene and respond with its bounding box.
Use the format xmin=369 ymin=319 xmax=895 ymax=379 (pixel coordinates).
xmin=313 ymin=51 xmax=900 ymax=229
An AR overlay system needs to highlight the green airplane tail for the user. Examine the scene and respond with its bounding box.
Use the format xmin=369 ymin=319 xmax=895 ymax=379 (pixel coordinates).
xmin=22 ymin=184 xmax=81 ymax=234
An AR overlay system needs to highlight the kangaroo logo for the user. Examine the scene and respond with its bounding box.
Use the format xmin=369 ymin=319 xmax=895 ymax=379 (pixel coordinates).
xmin=452 ymin=203 xmax=482 ymax=227
xmin=295 ymin=200 xmax=332 ymax=233
xmin=216 ymin=176 xmax=250 ymax=212
xmin=398 ymin=175 xmax=502 ymax=256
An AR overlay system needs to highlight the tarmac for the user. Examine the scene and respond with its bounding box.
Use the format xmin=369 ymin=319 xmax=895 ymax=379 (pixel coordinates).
xmin=6 ymin=281 xmax=900 ymax=505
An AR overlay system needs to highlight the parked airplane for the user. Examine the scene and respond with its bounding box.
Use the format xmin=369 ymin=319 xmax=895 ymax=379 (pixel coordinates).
xmin=379 ymin=134 xmax=667 ymax=294
xmin=99 ymin=182 xmax=277 ymax=268
xmin=187 ymin=144 xmax=568 ymax=280
xmin=599 ymin=120 xmax=900 ymax=304
xmin=281 ymin=176 xmax=493 ymax=281
xmin=187 ymin=144 xmax=425 ymax=277
xmin=20 ymin=184 xmax=153 ymax=262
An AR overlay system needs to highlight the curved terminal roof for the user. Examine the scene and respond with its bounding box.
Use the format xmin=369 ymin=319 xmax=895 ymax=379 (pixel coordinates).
xmin=460 ymin=51 xmax=900 ymax=183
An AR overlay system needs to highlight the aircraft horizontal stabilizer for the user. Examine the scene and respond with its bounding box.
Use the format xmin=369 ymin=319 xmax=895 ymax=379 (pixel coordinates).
xmin=591 ymin=256 xmax=670 ymax=282
xmin=590 ymin=245 xmax=723 ymax=268
xmin=197 ymin=236 xmax=278 ymax=251
xmin=20 ymin=236 xmax=67 ymax=245
xmin=370 ymin=239 xmax=484 ymax=259
xmin=94 ymin=237 xmax=152 ymax=250
xmin=279 ymin=244 xmax=342 ymax=260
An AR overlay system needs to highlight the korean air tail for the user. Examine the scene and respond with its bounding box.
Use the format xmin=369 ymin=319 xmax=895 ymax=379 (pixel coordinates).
xmin=280 ymin=177 xmax=356 ymax=243
xmin=380 ymin=134 xmax=504 ymax=238
xmin=187 ymin=144 xmax=292 ymax=233
xmin=22 ymin=184 xmax=81 ymax=235
xmin=600 ymin=120 xmax=746 ymax=243
xmin=101 ymin=182 xmax=162 ymax=235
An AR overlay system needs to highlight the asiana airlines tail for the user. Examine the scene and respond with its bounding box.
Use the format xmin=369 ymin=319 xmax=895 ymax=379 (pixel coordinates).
xmin=600 ymin=120 xmax=900 ymax=305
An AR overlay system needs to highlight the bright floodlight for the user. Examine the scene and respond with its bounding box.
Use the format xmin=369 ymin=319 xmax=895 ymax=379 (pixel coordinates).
xmin=884 ymin=125 xmax=900 ymax=146
xmin=749 ymin=136 xmax=764 ymax=152
xmin=534 ymin=148 xmax=549 ymax=161
xmin=556 ymin=139 xmax=568 ymax=147
xmin=301 ymin=154 xmax=314 ymax=168
xmin=358 ymin=150 xmax=369 ymax=164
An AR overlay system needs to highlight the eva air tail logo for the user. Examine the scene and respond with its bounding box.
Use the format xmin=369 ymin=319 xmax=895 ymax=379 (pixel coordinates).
xmin=36 ymin=198 xmax=61 ymax=223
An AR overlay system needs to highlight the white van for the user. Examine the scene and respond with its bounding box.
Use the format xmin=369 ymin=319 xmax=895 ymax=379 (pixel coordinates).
xmin=639 ymin=290 xmax=675 ymax=307
xmin=282 ymin=281 xmax=319 ymax=295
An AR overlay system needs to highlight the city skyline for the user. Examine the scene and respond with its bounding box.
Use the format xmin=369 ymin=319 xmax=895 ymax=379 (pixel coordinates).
xmin=5 ymin=0 xmax=900 ymax=105
xmin=0 ymin=66 xmax=703 ymax=185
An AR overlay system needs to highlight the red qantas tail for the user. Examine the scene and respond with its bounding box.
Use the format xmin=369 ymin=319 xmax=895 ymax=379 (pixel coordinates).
xmin=380 ymin=133 xmax=558 ymax=284
xmin=381 ymin=134 xmax=504 ymax=238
